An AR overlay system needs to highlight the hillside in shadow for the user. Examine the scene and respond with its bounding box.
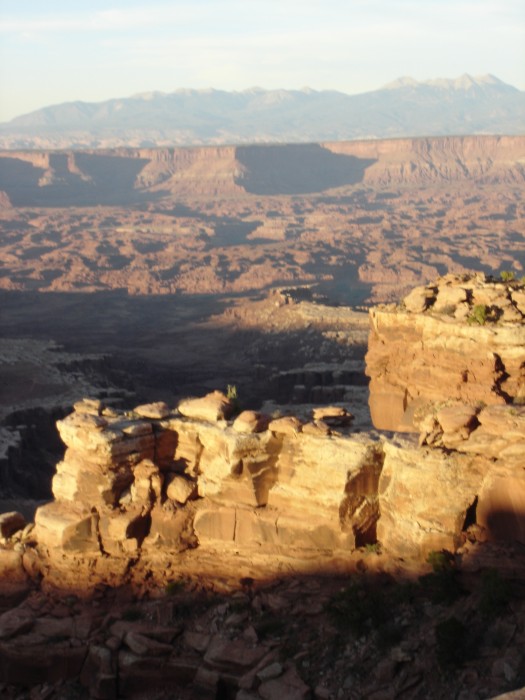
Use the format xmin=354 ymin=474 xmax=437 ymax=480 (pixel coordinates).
xmin=236 ymin=144 xmax=377 ymax=194
xmin=0 ymin=153 xmax=153 ymax=206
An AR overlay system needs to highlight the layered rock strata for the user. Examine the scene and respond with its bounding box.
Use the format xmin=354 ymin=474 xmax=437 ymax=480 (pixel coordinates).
xmin=0 ymin=274 xmax=523 ymax=593
xmin=366 ymin=273 xmax=525 ymax=559
xmin=366 ymin=273 xmax=525 ymax=432
xmin=26 ymin=394 xmax=383 ymax=591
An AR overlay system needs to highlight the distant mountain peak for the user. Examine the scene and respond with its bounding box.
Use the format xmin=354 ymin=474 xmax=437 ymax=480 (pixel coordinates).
xmin=1 ymin=75 xmax=522 ymax=149
xmin=382 ymin=76 xmax=420 ymax=90
xmin=383 ymin=73 xmax=514 ymax=92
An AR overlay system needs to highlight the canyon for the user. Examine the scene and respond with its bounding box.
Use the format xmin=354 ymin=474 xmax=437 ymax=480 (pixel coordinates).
xmin=0 ymin=135 xmax=524 ymax=699
xmin=0 ymin=273 xmax=524 ymax=699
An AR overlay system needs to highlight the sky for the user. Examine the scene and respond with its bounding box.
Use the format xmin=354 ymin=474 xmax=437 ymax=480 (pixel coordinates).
xmin=0 ymin=0 xmax=524 ymax=123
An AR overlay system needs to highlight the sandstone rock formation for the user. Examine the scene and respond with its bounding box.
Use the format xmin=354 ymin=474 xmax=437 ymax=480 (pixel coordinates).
xmin=1 ymin=277 xmax=525 ymax=699
xmin=365 ymin=274 xmax=525 ymax=559
xmin=366 ymin=273 xmax=525 ymax=432
xmin=0 ymin=275 xmax=521 ymax=594
xmin=25 ymin=393 xmax=383 ymax=593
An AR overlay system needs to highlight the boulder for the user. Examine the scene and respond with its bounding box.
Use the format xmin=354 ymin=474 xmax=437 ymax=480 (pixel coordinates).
xmin=203 ymin=635 xmax=267 ymax=672
xmin=436 ymin=404 xmax=479 ymax=434
xmin=312 ymin=406 xmax=354 ymax=427
xmin=433 ymin=285 xmax=467 ymax=313
xmin=258 ymin=665 xmax=311 ymax=700
xmin=268 ymin=416 xmax=303 ymax=435
xmin=134 ymin=401 xmax=171 ymax=419
xmin=403 ymin=285 xmax=435 ymax=313
xmin=178 ymin=390 xmax=233 ymax=422
xmin=302 ymin=420 xmax=331 ymax=436
xmin=33 ymin=502 xmax=100 ymax=552
xmin=0 ymin=549 xmax=28 ymax=586
xmin=232 ymin=411 xmax=270 ymax=433
xmin=166 ymin=474 xmax=196 ymax=504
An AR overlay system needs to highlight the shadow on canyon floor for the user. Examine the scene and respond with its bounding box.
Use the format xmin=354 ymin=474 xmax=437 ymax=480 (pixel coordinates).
xmin=235 ymin=144 xmax=377 ymax=195
xmin=0 ymin=153 xmax=160 ymax=207
xmin=0 ymin=289 xmax=368 ymax=404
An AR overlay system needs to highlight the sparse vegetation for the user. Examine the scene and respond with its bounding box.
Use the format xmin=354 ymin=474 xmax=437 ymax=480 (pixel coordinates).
xmin=325 ymin=578 xmax=388 ymax=637
xmin=427 ymin=549 xmax=455 ymax=573
xmin=435 ymin=617 xmax=468 ymax=668
xmin=364 ymin=542 xmax=382 ymax=555
xmin=479 ymin=568 xmax=510 ymax=618
xmin=500 ymin=270 xmax=515 ymax=282
xmin=122 ymin=607 xmax=143 ymax=621
xmin=420 ymin=550 xmax=463 ymax=604
xmin=165 ymin=579 xmax=186 ymax=596
xmin=226 ymin=384 xmax=241 ymax=415
xmin=467 ymin=304 xmax=488 ymax=325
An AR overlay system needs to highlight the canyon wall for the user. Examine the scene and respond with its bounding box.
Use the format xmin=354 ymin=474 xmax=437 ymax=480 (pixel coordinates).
xmin=1 ymin=135 xmax=524 ymax=206
xmin=366 ymin=273 xmax=525 ymax=431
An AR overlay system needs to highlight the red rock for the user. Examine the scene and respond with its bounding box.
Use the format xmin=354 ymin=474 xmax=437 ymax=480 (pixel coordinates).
xmin=268 ymin=416 xmax=303 ymax=435
xmin=203 ymin=635 xmax=267 ymax=671
xmin=258 ymin=665 xmax=311 ymax=700
xmin=232 ymin=410 xmax=270 ymax=433
xmin=0 ymin=607 xmax=34 ymax=640
xmin=178 ymin=390 xmax=233 ymax=422
xmin=134 ymin=402 xmax=171 ymax=419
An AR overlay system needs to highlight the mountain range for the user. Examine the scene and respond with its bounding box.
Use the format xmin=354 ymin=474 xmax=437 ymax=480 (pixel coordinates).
xmin=0 ymin=74 xmax=523 ymax=149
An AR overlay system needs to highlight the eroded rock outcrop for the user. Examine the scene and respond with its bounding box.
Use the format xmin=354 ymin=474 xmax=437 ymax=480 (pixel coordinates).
xmin=366 ymin=274 xmax=525 ymax=558
xmin=366 ymin=273 xmax=525 ymax=431
xmin=2 ymin=275 xmax=525 ymax=699
xmin=24 ymin=393 xmax=383 ymax=591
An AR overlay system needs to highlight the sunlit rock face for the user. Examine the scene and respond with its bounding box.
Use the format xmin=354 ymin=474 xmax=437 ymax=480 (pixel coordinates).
xmin=6 ymin=274 xmax=524 ymax=593
xmin=377 ymin=440 xmax=492 ymax=559
xmin=366 ymin=273 xmax=525 ymax=555
xmin=366 ymin=273 xmax=525 ymax=432
xmin=31 ymin=393 xmax=384 ymax=590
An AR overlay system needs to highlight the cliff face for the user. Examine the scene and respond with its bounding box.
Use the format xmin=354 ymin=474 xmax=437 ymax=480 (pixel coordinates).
xmin=327 ymin=135 xmax=525 ymax=186
xmin=0 ymin=273 xmax=521 ymax=594
xmin=28 ymin=395 xmax=384 ymax=591
xmin=366 ymin=273 xmax=525 ymax=432
xmin=0 ymin=135 xmax=524 ymax=206
xmin=1 ymin=276 xmax=525 ymax=700
xmin=365 ymin=273 xmax=525 ymax=561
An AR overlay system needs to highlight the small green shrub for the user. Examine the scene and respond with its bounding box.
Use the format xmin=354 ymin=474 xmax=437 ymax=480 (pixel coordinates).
xmin=122 ymin=608 xmax=143 ymax=621
xmin=325 ymin=579 xmax=387 ymax=637
xmin=500 ymin=270 xmax=515 ymax=282
xmin=467 ymin=304 xmax=488 ymax=326
xmin=165 ymin=579 xmax=185 ymax=596
xmin=364 ymin=542 xmax=381 ymax=555
xmin=427 ymin=550 xmax=455 ymax=573
xmin=435 ymin=617 xmax=468 ymax=668
xmin=226 ymin=384 xmax=241 ymax=415
xmin=479 ymin=569 xmax=510 ymax=618
xmin=420 ymin=551 xmax=463 ymax=604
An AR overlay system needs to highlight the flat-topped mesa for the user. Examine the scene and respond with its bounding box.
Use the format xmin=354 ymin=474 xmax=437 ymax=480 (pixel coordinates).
xmin=28 ymin=393 xmax=383 ymax=590
xmin=365 ymin=272 xmax=525 ymax=432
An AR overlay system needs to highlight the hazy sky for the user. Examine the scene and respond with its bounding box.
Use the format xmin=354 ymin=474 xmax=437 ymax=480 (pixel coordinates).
xmin=0 ymin=0 xmax=524 ymax=122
